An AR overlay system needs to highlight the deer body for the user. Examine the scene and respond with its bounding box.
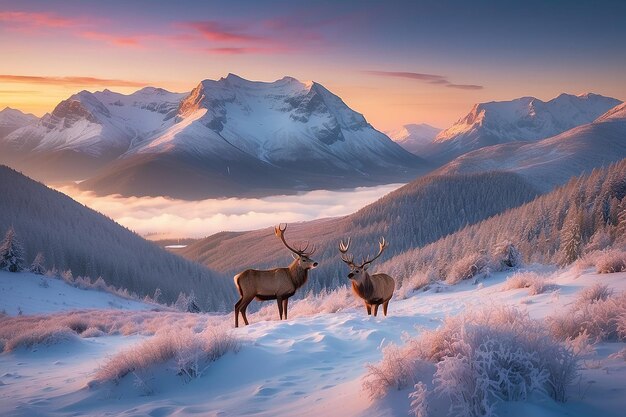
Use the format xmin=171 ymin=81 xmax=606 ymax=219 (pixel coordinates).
xmin=339 ymin=237 xmax=395 ymax=317
xmin=234 ymin=224 xmax=317 ymax=327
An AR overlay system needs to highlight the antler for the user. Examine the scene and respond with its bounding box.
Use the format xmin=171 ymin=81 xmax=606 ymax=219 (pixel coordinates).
xmin=360 ymin=237 xmax=388 ymax=268
xmin=275 ymin=223 xmax=315 ymax=256
xmin=338 ymin=237 xmax=355 ymax=267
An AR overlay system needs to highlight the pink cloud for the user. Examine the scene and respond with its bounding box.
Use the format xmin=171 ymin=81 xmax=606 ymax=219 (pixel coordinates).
xmin=80 ymin=31 xmax=143 ymax=48
xmin=0 ymin=11 xmax=76 ymax=28
xmin=180 ymin=21 xmax=262 ymax=43
xmin=0 ymin=74 xmax=148 ymax=88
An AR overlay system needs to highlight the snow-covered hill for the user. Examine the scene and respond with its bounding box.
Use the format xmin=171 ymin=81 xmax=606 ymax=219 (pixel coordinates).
xmin=1 ymin=265 xmax=624 ymax=417
xmin=0 ymin=270 xmax=154 ymax=316
xmin=424 ymin=93 xmax=621 ymax=163
xmin=386 ymin=123 xmax=441 ymax=155
xmin=0 ymin=107 xmax=37 ymax=139
xmin=437 ymin=102 xmax=626 ymax=191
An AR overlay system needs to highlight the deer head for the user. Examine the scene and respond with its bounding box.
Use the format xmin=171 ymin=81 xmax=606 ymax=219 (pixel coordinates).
xmin=275 ymin=223 xmax=318 ymax=269
xmin=338 ymin=237 xmax=388 ymax=281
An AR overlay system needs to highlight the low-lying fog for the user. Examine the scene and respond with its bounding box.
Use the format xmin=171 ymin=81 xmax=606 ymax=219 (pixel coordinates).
xmin=54 ymin=184 xmax=404 ymax=240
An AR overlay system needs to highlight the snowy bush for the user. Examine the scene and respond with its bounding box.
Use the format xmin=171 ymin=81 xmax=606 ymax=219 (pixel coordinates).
xmin=548 ymin=291 xmax=626 ymax=342
xmin=2 ymin=324 xmax=79 ymax=351
xmin=493 ymin=241 xmax=522 ymax=269
xmin=397 ymin=270 xmax=435 ymax=299
xmin=502 ymin=271 xmax=551 ymax=295
xmin=575 ymin=283 xmax=613 ymax=308
xmin=595 ymin=249 xmax=626 ymax=273
xmin=408 ymin=381 xmax=430 ymax=417
xmin=447 ymin=253 xmax=491 ymax=284
xmin=93 ymin=325 xmax=238 ymax=384
xmin=363 ymin=305 xmax=578 ymax=413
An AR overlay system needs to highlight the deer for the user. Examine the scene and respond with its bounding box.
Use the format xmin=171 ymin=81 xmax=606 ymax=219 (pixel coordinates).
xmin=233 ymin=224 xmax=318 ymax=327
xmin=338 ymin=237 xmax=395 ymax=317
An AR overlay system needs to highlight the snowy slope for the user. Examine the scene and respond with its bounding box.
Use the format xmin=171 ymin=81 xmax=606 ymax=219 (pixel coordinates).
xmin=79 ymin=74 xmax=424 ymax=198
xmin=424 ymin=93 xmax=621 ymax=163
xmin=386 ymin=123 xmax=441 ymax=155
xmin=438 ymin=102 xmax=626 ymax=191
xmin=0 ymin=266 xmax=625 ymax=416
xmin=0 ymin=107 xmax=37 ymax=139
xmin=0 ymin=270 xmax=154 ymax=316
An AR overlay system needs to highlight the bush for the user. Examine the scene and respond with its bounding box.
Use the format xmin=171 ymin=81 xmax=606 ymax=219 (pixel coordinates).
xmin=548 ymin=291 xmax=626 ymax=342
xmin=93 ymin=325 xmax=238 ymax=384
xmin=397 ymin=270 xmax=435 ymax=299
xmin=595 ymin=249 xmax=626 ymax=274
xmin=447 ymin=253 xmax=490 ymax=284
xmin=363 ymin=305 xmax=578 ymax=414
xmin=502 ymin=271 xmax=551 ymax=295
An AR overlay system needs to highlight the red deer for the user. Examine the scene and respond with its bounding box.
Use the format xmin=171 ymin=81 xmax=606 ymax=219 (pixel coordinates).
xmin=233 ymin=224 xmax=318 ymax=327
xmin=339 ymin=237 xmax=395 ymax=316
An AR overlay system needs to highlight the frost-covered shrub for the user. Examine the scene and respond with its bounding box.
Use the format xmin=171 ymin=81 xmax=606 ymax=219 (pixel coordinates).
xmin=493 ymin=241 xmax=522 ymax=270
xmin=93 ymin=325 xmax=238 ymax=383
xmin=548 ymin=291 xmax=626 ymax=342
xmin=29 ymin=253 xmax=46 ymax=275
xmin=364 ymin=306 xmax=578 ymax=413
xmin=595 ymin=249 xmax=626 ymax=274
xmin=409 ymin=382 xmax=430 ymax=417
xmin=575 ymin=283 xmax=613 ymax=308
xmin=447 ymin=253 xmax=490 ymax=284
xmin=502 ymin=271 xmax=550 ymax=295
xmin=397 ymin=270 xmax=435 ymax=299
xmin=3 ymin=325 xmax=79 ymax=351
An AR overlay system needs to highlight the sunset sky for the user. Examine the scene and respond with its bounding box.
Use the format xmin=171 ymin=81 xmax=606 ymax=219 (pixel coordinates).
xmin=1 ymin=0 xmax=625 ymax=131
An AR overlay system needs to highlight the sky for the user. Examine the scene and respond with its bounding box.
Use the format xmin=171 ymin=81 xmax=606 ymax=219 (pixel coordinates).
xmin=1 ymin=0 xmax=625 ymax=131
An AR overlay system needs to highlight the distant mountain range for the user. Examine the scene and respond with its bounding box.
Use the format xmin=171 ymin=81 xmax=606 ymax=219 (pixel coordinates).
xmin=412 ymin=93 xmax=622 ymax=162
xmin=0 ymin=74 xmax=424 ymax=199
xmin=437 ymin=102 xmax=626 ymax=191
xmin=385 ymin=123 xmax=441 ymax=155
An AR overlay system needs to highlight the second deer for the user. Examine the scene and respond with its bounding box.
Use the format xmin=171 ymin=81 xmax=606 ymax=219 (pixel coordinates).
xmin=339 ymin=237 xmax=395 ymax=316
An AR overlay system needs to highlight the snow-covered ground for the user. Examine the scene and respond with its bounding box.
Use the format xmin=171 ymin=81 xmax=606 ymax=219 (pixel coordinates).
xmin=0 ymin=267 xmax=625 ymax=417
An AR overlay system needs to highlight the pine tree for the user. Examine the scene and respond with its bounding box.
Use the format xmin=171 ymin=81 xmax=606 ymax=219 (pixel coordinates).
xmin=29 ymin=252 xmax=46 ymax=275
xmin=0 ymin=227 xmax=25 ymax=273
xmin=616 ymin=199 xmax=626 ymax=244
xmin=560 ymin=207 xmax=583 ymax=266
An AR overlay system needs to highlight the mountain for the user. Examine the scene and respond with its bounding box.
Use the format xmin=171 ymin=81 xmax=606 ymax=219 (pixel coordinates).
xmin=1 ymin=75 xmax=424 ymax=198
xmin=0 ymin=165 xmax=233 ymax=310
xmin=179 ymin=171 xmax=540 ymax=292
xmin=437 ymin=102 xmax=626 ymax=191
xmin=0 ymin=88 xmax=185 ymax=181
xmin=386 ymin=123 xmax=441 ymax=155
xmin=422 ymin=93 xmax=622 ymax=163
xmin=79 ymin=74 xmax=424 ymax=199
xmin=0 ymin=107 xmax=37 ymax=139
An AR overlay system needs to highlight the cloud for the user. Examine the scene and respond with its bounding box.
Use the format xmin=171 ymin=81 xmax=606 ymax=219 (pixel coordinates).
xmin=0 ymin=74 xmax=148 ymax=88
xmin=79 ymin=31 xmax=143 ymax=48
xmin=0 ymin=11 xmax=76 ymax=28
xmin=365 ymin=70 xmax=484 ymax=90
xmin=54 ymin=183 xmax=403 ymax=239
xmin=179 ymin=21 xmax=262 ymax=43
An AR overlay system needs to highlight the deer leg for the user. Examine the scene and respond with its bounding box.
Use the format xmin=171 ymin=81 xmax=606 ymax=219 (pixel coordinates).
xmin=365 ymin=302 xmax=372 ymax=315
xmin=283 ymin=298 xmax=289 ymax=320
xmin=277 ymin=297 xmax=284 ymax=320
xmin=240 ymin=296 xmax=254 ymax=326
xmin=373 ymin=304 xmax=380 ymax=317
xmin=383 ymin=300 xmax=389 ymax=316
xmin=234 ymin=296 xmax=243 ymax=328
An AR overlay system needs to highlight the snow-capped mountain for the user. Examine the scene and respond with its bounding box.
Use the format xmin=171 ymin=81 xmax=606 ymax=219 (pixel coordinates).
xmin=423 ymin=93 xmax=622 ymax=163
xmin=386 ymin=123 xmax=441 ymax=155
xmin=0 ymin=87 xmax=185 ymax=180
xmin=437 ymin=102 xmax=626 ymax=191
xmin=0 ymin=107 xmax=37 ymax=139
xmin=79 ymin=74 xmax=423 ymax=198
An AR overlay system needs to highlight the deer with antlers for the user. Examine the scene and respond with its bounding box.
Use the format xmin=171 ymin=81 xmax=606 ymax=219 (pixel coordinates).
xmin=339 ymin=237 xmax=395 ymax=317
xmin=233 ymin=224 xmax=318 ymax=327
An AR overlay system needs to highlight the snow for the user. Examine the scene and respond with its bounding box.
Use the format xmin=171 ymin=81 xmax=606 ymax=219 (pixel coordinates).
xmin=0 ymin=270 xmax=153 ymax=316
xmin=1 ymin=266 xmax=625 ymax=416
